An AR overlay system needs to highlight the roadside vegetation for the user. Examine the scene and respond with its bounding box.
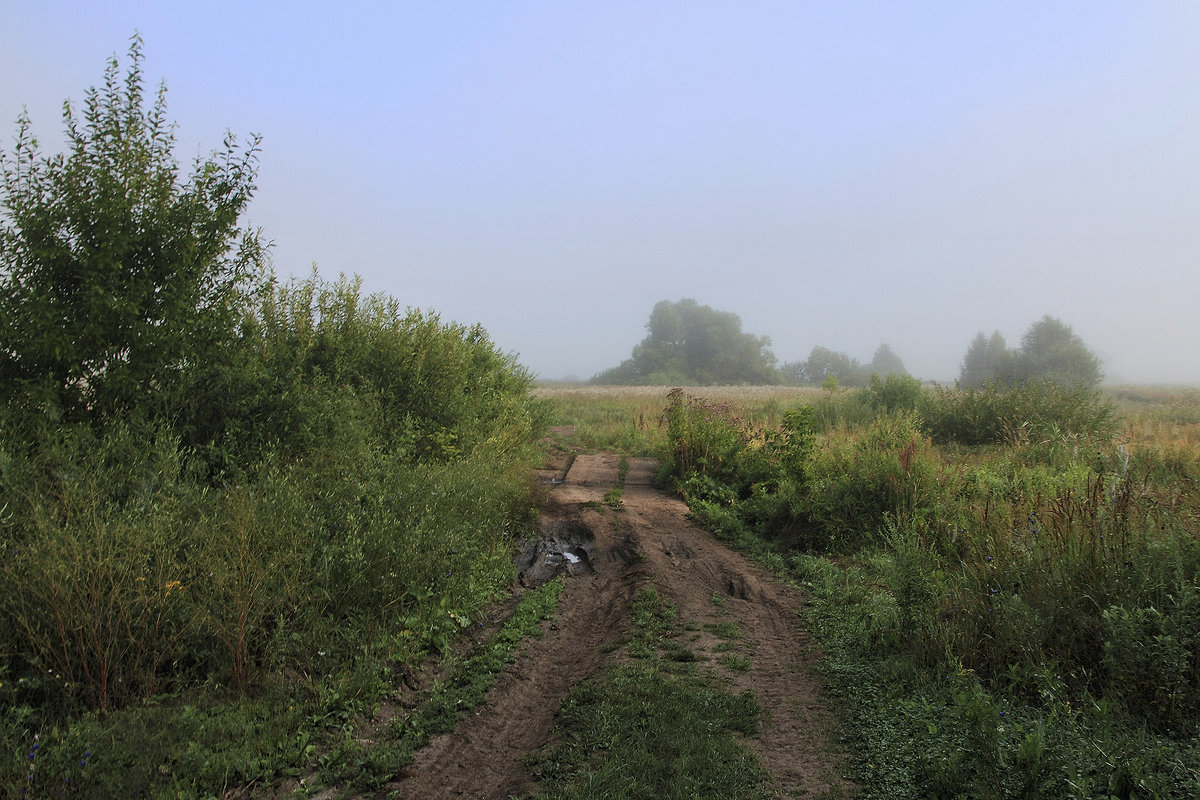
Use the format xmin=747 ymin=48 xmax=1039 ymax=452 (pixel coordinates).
xmin=0 ymin=39 xmax=549 ymax=796
xmin=543 ymin=380 xmax=1200 ymax=799
xmin=525 ymin=586 xmax=768 ymax=800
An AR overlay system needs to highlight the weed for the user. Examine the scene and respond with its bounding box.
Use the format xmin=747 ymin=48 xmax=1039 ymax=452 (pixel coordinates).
xmin=720 ymin=653 xmax=752 ymax=672
xmin=639 ymin=384 xmax=1200 ymax=797
xmin=602 ymin=487 xmax=624 ymax=509
xmin=704 ymin=620 xmax=742 ymax=640
xmin=321 ymin=578 xmax=563 ymax=790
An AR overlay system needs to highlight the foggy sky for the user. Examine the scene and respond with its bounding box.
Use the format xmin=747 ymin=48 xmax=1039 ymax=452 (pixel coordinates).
xmin=4 ymin=2 xmax=1199 ymax=384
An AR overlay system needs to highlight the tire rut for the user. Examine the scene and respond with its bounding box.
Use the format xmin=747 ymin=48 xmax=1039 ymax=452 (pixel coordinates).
xmin=380 ymin=454 xmax=849 ymax=799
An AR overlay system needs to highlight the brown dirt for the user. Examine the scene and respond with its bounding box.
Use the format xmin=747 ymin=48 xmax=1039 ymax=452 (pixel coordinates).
xmin=374 ymin=450 xmax=851 ymax=799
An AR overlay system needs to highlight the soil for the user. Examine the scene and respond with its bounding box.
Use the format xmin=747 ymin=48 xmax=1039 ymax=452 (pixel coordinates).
xmin=367 ymin=432 xmax=851 ymax=799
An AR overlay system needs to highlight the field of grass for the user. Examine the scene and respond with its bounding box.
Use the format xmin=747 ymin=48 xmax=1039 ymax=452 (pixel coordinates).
xmin=534 ymin=383 xmax=822 ymax=455
xmin=6 ymin=377 xmax=1196 ymax=797
xmin=539 ymin=380 xmax=1200 ymax=799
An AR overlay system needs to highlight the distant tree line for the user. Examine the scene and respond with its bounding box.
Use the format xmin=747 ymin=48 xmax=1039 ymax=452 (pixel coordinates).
xmin=778 ymin=343 xmax=908 ymax=388
xmin=591 ymin=301 xmax=1103 ymax=390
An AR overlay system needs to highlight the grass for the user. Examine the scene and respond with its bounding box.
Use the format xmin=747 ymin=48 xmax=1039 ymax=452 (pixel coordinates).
xmin=524 ymin=586 xmax=769 ymax=800
xmin=602 ymin=486 xmax=624 ymax=508
xmin=704 ymin=620 xmax=743 ymax=640
xmin=557 ymin=383 xmax=1200 ymax=799
xmin=320 ymin=578 xmax=564 ymax=791
xmin=719 ymin=653 xmax=752 ymax=672
xmin=535 ymin=383 xmax=820 ymax=455
xmin=1 ymin=579 xmax=564 ymax=799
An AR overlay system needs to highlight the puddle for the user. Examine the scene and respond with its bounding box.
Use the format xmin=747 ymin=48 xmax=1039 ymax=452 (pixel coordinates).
xmin=515 ymin=520 xmax=594 ymax=586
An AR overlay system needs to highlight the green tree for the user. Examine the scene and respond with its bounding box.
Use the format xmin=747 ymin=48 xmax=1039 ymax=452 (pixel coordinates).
xmin=592 ymin=298 xmax=777 ymax=385
xmin=959 ymin=331 xmax=1012 ymax=388
xmin=957 ymin=317 xmax=1101 ymax=389
xmin=784 ymin=346 xmax=866 ymax=387
xmin=868 ymin=343 xmax=908 ymax=377
xmin=0 ymin=35 xmax=266 ymax=421
xmin=1014 ymin=315 xmax=1102 ymax=388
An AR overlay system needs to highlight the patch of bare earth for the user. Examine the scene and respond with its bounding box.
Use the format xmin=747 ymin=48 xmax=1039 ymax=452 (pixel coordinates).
xmin=376 ymin=452 xmax=850 ymax=800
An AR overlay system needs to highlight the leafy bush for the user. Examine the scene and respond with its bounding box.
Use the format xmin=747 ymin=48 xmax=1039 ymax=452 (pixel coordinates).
xmin=797 ymin=413 xmax=947 ymax=552
xmin=661 ymin=389 xmax=813 ymax=508
xmin=922 ymin=379 xmax=1116 ymax=448
xmin=0 ymin=35 xmax=264 ymax=424
xmin=0 ymin=35 xmax=551 ymax=795
xmin=866 ymin=373 xmax=926 ymax=414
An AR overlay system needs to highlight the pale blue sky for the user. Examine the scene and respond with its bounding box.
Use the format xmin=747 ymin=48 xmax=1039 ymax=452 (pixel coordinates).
xmin=4 ymin=2 xmax=1199 ymax=383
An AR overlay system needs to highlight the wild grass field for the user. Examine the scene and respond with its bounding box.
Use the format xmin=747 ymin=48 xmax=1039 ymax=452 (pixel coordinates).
xmin=538 ymin=380 xmax=1200 ymax=800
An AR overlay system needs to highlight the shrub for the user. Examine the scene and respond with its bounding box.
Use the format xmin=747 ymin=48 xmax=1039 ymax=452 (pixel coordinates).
xmin=0 ymin=35 xmax=265 ymax=424
xmin=0 ymin=422 xmax=200 ymax=712
xmin=798 ymin=412 xmax=947 ymax=552
xmin=0 ymin=33 xmax=553 ymax=795
xmin=865 ymin=373 xmax=926 ymax=414
xmin=661 ymin=390 xmax=813 ymax=510
xmin=923 ymin=379 xmax=1116 ymax=448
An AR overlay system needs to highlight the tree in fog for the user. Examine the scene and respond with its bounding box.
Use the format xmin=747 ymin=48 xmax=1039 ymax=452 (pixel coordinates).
xmin=868 ymin=343 xmax=908 ymax=377
xmin=783 ymin=346 xmax=865 ymax=387
xmin=958 ymin=317 xmax=1102 ymax=389
xmin=782 ymin=342 xmax=907 ymax=387
xmin=591 ymin=298 xmax=778 ymax=385
xmin=959 ymin=331 xmax=1012 ymax=387
xmin=1015 ymin=315 xmax=1102 ymax=388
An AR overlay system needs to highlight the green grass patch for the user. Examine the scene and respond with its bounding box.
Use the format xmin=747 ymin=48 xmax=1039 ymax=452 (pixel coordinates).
xmin=525 ymin=587 xmax=768 ymax=800
xmin=720 ymin=653 xmax=752 ymax=672
xmin=602 ymin=486 xmax=624 ymax=508
xmin=705 ymin=620 xmax=742 ymax=640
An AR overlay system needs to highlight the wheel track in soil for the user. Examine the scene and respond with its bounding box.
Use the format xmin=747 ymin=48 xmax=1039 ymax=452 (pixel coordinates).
xmin=380 ymin=450 xmax=850 ymax=799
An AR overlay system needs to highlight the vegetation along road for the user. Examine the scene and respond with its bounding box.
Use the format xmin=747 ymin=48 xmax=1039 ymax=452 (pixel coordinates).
xmin=385 ymin=434 xmax=850 ymax=799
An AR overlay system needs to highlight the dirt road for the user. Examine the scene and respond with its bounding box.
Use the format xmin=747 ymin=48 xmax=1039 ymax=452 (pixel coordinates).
xmin=388 ymin=447 xmax=848 ymax=799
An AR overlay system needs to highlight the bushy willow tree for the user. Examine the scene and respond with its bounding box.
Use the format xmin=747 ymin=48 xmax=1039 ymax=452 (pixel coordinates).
xmin=592 ymin=298 xmax=778 ymax=385
xmin=0 ymin=34 xmax=266 ymax=422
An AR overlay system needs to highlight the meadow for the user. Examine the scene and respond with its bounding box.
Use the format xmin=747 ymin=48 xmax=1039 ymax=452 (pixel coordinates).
xmin=538 ymin=379 xmax=1200 ymax=800
xmin=4 ymin=373 xmax=1197 ymax=797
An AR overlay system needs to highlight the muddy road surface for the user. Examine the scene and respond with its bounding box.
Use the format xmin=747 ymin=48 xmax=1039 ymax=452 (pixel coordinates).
xmin=387 ymin=448 xmax=849 ymax=799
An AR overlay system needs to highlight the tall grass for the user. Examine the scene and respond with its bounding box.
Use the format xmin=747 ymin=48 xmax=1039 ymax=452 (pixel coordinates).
xmin=536 ymin=384 xmax=817 ymax=455
xmin=645 ymin=382 xmax=1200 ymax=797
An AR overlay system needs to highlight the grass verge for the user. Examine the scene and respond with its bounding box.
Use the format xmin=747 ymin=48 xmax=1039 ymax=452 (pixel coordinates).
xmin=524 ymin=586 xmax=768 ymax=800
xmin=319 ymin=577 xmax=565 ymax=792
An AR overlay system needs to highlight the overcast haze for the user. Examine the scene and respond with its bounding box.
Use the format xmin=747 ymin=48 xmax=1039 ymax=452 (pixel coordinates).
xmin=4 ymin=2 xmax=1199 ymax=384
